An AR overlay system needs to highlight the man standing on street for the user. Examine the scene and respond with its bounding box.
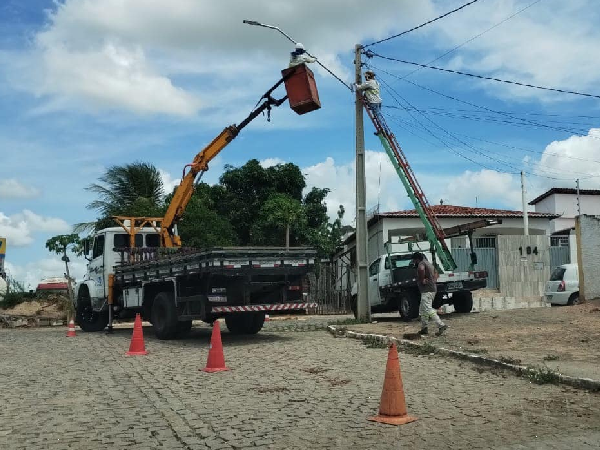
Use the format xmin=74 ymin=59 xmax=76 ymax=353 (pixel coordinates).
xmin=412 ymin=252 xmax=448 ymax=336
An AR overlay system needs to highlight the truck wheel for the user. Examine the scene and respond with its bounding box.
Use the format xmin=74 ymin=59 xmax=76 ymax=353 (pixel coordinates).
xmin=151 ymin=292 xmax=178 ymax=340
xmin=225 ymin=313 xmax=265 ymax=335
xmin=75 ymin=287 xmax=108 ymax=332
xmin=398 ymin=292 xmax=420 ymax=322
xmin=453 ymin=291 xmax=473 ymax=313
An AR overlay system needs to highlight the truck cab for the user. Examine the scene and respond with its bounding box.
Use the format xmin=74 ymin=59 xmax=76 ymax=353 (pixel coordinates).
xmin=351 ymin=251 xmax=487 ymax=321
xmin=76 ymin=226 xmax=161 ymax=330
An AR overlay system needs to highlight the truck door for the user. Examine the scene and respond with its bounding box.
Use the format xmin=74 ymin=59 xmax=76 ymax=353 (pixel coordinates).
xmin=368 ymin=258 xmax=381 ymax=306
xmin=88 ymin=234 xmax=106 ymax=299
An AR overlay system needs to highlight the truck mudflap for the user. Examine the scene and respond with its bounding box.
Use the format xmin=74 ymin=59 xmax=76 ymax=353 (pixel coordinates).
xmin=211 ymin=302 xmax=317 ymax=313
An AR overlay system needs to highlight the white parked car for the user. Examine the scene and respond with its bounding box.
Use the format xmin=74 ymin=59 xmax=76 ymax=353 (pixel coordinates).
xmin=545 ymin=263 xmax=579 ymax=306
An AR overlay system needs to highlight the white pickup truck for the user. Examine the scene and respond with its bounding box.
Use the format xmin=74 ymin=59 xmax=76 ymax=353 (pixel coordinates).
xmin=351 ymin=252 xmax=487 ymax=320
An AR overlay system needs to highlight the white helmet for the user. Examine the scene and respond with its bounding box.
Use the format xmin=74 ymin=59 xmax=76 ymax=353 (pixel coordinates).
xmin=295 ymin=42 xmax=305 ymax=50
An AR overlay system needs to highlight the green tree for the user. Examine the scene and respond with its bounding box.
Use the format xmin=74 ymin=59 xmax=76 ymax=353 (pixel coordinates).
xmin=46 ymin=234 xmax=82 ymax=320
xmin=253 ymin=194 xmax=303 ymax=248
xmin=76 ymin=162 xmax=165 ymax=232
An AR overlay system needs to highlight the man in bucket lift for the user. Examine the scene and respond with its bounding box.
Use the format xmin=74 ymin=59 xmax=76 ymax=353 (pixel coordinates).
xmin=355 ymin=70 xmax=382 ymax=119
xmin=289 ymin=43 xmax=317 ymax=67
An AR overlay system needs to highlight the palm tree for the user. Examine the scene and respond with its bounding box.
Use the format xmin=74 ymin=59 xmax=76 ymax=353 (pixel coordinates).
xmin=75 ymin=162 xmax=165 ymax=233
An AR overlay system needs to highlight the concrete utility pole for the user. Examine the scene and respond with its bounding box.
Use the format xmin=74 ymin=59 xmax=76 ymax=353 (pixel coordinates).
xmin=521 ymin=171 xmax=529 ymax=236
xmin=354 ymin=45 xmax=370 ymax=322
xmin=576 ymin=178 xmax=581 ymax=215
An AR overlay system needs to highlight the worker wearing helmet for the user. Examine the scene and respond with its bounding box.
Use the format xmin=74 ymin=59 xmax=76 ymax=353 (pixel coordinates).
xmin=289 ymin=42 xmax=317 ymax=68
xmin=355 ymin=70 xmax=382 ymax=118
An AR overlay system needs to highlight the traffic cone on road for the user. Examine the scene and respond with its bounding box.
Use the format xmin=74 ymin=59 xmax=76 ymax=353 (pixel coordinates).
xmin=368 ymin=342 xmax=417 ymax=426
xmin=265 ymin=313 xmax=270 ymax=322
xmin=66 ymin=319 xmax=76 ymax=337
xmin=126 ymin=313 xmax=148 ymax=356
xmin=202 ymin=321 xmax=229 ymax=373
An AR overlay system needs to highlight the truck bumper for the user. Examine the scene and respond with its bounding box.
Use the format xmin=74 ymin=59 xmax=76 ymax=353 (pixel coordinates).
xmin=211 ymin=302 xmax=317 ymax=314
xmin=437 ymin=279 xmax=487 ymax=293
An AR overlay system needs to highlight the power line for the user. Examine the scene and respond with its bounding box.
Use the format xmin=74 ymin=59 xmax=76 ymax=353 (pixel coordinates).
xmin=376 ymin=75 xmax=594 ymax=180
xmin=370 ymin=64 xmax=600 ymax=140
xmin=398 ymin=0 xmax=543 ymax=80
xmin=366 ymin=52 xmax=600 ymax=100
xmin=364 ymin=0 xmax=483 ymax=48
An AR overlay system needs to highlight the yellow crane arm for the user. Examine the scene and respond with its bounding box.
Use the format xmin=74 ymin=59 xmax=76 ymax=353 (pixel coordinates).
xmin=161 ymin=126 xmax=238 ymax=247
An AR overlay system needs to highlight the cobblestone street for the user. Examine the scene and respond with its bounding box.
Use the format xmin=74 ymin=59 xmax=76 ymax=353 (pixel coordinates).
xmin=1 ymin=325 xmax=599 ymax=450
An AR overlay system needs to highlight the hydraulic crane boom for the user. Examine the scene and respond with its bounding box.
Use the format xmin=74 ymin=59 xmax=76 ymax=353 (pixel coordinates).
xmin=363 ymin=104 xmax=458 ymax=272
xmin=114 ymin=76 xmax=290 ymax=248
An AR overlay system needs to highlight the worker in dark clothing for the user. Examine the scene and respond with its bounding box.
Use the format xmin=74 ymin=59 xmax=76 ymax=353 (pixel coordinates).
xmin=412 ymin=252 xmax=448 ymax=336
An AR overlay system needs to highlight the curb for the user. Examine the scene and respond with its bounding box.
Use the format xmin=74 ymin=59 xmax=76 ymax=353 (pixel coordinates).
xmin=327 ymin=325 xmax=600 ymax=393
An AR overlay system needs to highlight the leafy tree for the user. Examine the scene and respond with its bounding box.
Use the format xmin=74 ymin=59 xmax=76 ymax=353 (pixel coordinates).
xmin=76 ymin=162 xmax=164 ymax=232
xmin=46 ymin=234 xmax=81 ymax=320
xmin=253 ymin=194 xmax=303 ymax=248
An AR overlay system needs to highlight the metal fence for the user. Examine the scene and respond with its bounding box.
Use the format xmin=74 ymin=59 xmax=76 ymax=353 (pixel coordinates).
xmin=451 ymin=247 xmax=499 ymax=289
xmin=550 ymin=246 xmax=570 ymax=269
xmin=309 ymin=262 xmax=353 ymax=315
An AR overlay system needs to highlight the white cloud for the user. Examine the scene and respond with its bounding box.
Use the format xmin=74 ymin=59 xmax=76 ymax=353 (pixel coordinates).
xmin=5 ymin=257 xmax=87 ymax=291
xmin=260 ymin=158 xmax=285 ymax=168
xmin=159 ymin=169 xmax=180 ymax=195
xmin=428 ymin=0 xmax=600 ymax=103
xmin=8 ymin=0 xmax=434 ymax=117
xmin=0 ymin=210 xmax=70 ymax=247
xmin=441 ymin=170 xmax=522 ymax=210
xmin=535 ymin=128 xmax=600 ymax=188
xmin=0 ymin=179 xmax=40 ymax=199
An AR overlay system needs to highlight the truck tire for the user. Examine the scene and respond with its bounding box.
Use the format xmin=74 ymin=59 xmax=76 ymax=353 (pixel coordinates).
xmin=398 ymin=291 xmax=420 ymax=322
xmin=453 ymin=291 xmax=473 ymax=313
xmin=151 ymin=292 xmax=179 ymax=340
xmin=225 ymin=313 xmax=265 ymax=335
xmin=75 ymin=286 xmax=108 ymax=332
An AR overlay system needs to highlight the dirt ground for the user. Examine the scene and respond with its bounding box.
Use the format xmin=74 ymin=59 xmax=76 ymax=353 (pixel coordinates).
xmin=347 ymin=299 xmax=600 ymax=381
xmin=0 ymin=298 xmax=66 ymax=319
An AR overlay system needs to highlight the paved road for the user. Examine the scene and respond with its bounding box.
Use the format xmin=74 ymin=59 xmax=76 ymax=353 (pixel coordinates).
xmin=1 ymin=324 xmax=599 ymax=450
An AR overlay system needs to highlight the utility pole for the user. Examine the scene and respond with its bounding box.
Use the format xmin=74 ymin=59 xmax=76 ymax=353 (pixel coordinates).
xmin=576 ymin=178 xmax=581 ymax=216
xmin=521 ymin=171 xmax=529 ymax=236
xmin=354 ymin=44 xmax=370 ymax=322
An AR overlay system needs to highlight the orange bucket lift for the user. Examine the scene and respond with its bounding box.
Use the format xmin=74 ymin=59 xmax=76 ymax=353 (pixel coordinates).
xmin=281 ymin=64 xmax=321 ymax=115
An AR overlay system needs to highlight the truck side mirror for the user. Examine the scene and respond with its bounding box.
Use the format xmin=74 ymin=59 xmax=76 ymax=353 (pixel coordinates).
xmin=83 ymin=238 xmax=92 ymax=262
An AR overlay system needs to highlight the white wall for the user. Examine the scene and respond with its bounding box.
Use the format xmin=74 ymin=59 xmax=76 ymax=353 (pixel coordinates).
xmin=576 ymin=215 xmax=600 ymax=301
xmin=535 ymin=193 xmax=600 ymax=233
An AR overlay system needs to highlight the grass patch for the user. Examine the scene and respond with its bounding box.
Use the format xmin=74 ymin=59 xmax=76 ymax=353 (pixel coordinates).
xmin=523 ymin=366 xmax=560 ymax=385
xmin=404 ymin=341 xmax=437 ymax=356
xmin=329 ymin=318 xmax=362 ymax=326
xmin=468 ymin=348 xmax=489 ymax=355
xmin=543 ymin=354 xmax=560 ymax=361
xmin=362 ymin=336 xmax=390 ymax=349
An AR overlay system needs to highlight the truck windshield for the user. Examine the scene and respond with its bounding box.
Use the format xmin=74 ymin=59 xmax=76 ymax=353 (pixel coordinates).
xmin=389 ymin=255 xmax=413 ymax=269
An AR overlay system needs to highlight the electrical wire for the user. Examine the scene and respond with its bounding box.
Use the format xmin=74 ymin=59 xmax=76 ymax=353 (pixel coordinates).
xmin=377 ymin=75 xmax=596 ymax=180
xmin=370 ymin=64 xmax=600 ymax=140
xmin=366 ymin=52 xmax=600 ymax=100
xmin=398 ymin=0 xmax=543 ymax=80
xmin=364 ymin=0 xmax=483 ymax=48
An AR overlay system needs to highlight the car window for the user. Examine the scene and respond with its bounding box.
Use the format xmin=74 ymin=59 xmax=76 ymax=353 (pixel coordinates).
xmin=92 ymin=235 xmax=105 ymax=259
xmin=550 ymin=267 xmax=566 ymax=281
xmin=114 ymin=233 xmax=143 ymax=248
xmin=369 ymin=259 xmax=380 ymax=276
xmin=145 ymin=234 xmax=161 ymax=248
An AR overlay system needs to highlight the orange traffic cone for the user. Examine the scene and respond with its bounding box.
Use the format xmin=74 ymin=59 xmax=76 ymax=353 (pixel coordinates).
xmin=66 ymin=319 xmax=76 ymax=337
xmin=202 ymin=321 xmax=229 ymax=373
xmin=126 ymin=313 xmax=148 ymax=356
xmin=368 ymin=342 xmax=417 ymax=426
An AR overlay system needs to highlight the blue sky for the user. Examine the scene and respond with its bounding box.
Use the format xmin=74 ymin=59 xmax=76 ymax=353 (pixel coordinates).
xmin=1 ymin=0 xmax=599 ymax=288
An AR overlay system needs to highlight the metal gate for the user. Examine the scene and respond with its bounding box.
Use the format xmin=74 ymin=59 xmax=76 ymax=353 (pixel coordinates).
xmin=451 ymin=248 xmax=498 ymax=289
xmin=550 ymin=246 xmax=570 ymax=269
